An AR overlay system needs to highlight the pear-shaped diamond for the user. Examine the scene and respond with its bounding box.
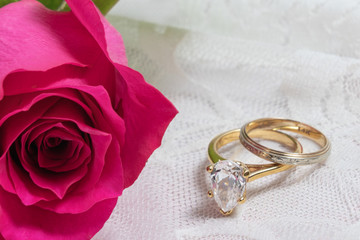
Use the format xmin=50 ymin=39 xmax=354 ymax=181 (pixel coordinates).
xmin=210 ymin=160 xmax=246 ymax=213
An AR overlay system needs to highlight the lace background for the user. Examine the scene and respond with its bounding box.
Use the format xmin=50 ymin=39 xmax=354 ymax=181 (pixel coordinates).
xmin=95 ymin=1 xmax=360 ymax=239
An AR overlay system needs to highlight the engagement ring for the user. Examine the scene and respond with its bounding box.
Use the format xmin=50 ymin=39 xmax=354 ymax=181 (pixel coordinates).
xmin=207 ymin=129 xmax=302 ymax=215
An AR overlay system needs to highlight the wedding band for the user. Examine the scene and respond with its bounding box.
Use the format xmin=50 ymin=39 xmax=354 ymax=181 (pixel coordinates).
xmin=240 ymin=118 xmax=331 ymax=165
xmin=207 ymin=129 xmax=302 ymax=215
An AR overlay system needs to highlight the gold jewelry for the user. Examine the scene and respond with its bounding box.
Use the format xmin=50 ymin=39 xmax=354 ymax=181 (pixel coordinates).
xmin=240 ymin=118 xmax=331 ymax=165
xmin=207 ymin=129 xmax=302 ymax=215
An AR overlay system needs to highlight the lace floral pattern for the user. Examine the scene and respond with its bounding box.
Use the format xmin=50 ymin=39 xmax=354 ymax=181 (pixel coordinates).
xmin=94 ymin=1 xmax=360 ymax=239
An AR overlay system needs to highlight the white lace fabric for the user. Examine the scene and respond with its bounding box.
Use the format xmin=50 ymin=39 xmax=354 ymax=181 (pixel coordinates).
xmin=95 ymin=1 xmax=360 ymax=239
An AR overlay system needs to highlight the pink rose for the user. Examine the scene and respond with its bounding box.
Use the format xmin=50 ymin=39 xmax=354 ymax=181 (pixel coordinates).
xmin=0 ymin=0 xmax=177 ymax=239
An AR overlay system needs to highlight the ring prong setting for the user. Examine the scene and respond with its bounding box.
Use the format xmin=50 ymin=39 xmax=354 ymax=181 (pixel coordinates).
xmin=238 ymin=196 xmax=246 ymax=204
xmin=206 ymin=165 xmax=213 ymax=173
xmin=207 ymin=190 xmax=213 ymax=198
xmin=220 ymin=209 xmax=233 ymax=216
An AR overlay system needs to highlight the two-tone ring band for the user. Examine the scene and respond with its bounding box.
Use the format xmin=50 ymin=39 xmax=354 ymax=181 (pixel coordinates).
xmin=240 ymin=118 xmax=331 ymax=165
xmin=208 ymin=129 xmax=299 ymax=181
xmin=207 ymin=128 xmax=302 ymax=215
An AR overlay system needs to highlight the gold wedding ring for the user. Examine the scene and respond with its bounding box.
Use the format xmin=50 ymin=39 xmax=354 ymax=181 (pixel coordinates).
xmin=206 ymin=118 xmax=330 ymax=215
xmin=207 ymin=129 xmax=302 ymax=215
xmin=240 ymin=118 xmax=331 ymax=165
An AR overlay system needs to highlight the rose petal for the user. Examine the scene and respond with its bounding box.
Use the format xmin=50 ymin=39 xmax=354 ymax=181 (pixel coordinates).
xmin=43 ymin=123 xmax=92 ymax=172
xmin=0 ymin=92 xmax=110 ymax=205
xmin=19 ymin=120 xmax=89 ymax=174
xmin=3 ymin=107 xmax=90 ymax=203
xmin=36 ymin=137 xmax=122 ymax=214
xmin=0 ymin=97 xmax=59 ymax=195
xmin=19 ymin=121 xmax=84 ymax=170
xmin=0 ymin=87 xmax=95 ymax=128
xmin=0 ymin=0 xmax=104 ymax=100
xmin=0 ymin=186 xmax=117 ymax=240
xmin=1 ymin=66 xmax=127 ymax=149
xmin=10 ymin=94 xmax=122 ymax=213
xmin=16 ymin=123 xmax=91 ymax=199
xmin=20 ymin=161 xmax=88 ymax=200
xmin=4 ymin=61 xmax=126 ymax=115
xmin=39 ymin=139 xmax=80 ymax=169
xmin=7 ymin=149 xmax=58 ymax=205
xmin=115 ymin=65 xmax=178 ymax=187
xmin=37 ymin=128 xmax=84 ymax=168
xmin=65 ymin=0 xmax=127 ymax=66
xmin=0 ymin=96 xmax=60 ymax=157
xmin=36 ymin=126 xmax=120 ymax=213
xmin=20 ymin=99 xmax=111 ymax=202
xmin=3 ymin=59 xmax=121 ymax=108
xmin=0 ymin=87 xmax=97 ymax=160
xmin=0 ymin=95 xmax=79 ymax=196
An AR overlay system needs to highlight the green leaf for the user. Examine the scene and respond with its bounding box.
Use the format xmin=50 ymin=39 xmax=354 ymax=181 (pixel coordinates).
xmin=92 ymin=0 xmax=119 ymax=15
xmin=37 ymin=0 xmax=64 ymax=10
xmin=0 ymin=0 xmax=119 ymax=15
xmin=0 ymin=0 xmax=19 ymax=8
xmin=0 ymin=0 xmax=65 ymax=10
xmin=57 ymin=0 xmax=119 ymax=15
xmin=0 ymin=0 xmax=64 ymax=9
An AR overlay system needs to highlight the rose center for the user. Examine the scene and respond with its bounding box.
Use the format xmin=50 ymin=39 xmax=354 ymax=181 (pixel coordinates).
xmin=42 ymin=137 xmax=71 ymax=161
xmin=45 ymin=137 xmax=62 ymax=148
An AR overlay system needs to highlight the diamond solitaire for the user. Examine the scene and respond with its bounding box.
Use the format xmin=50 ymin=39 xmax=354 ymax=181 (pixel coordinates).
xmin=208 ymin=160 xmax=248 ymax=215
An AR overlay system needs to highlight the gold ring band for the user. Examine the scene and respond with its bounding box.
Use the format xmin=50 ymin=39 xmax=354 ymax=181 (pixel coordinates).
xmin=207 ymin=128 xmax=302 ymax=215
xmin=208 ymin=129 xmax=300 ymax=181
xmin=239 ymin=118 xmax=331 ymax=165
